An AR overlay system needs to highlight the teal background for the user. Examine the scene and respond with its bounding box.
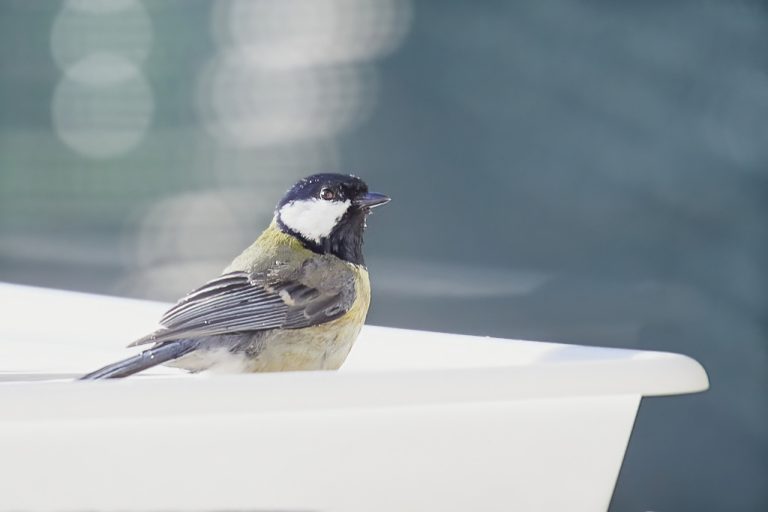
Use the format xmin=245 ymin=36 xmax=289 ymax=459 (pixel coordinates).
xmin=1 ymin=1 xmax=766 ymax=510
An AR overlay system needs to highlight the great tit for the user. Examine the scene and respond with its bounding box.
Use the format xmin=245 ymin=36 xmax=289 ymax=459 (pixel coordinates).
xmin=80 ymin=173 xmax=390 ymax=379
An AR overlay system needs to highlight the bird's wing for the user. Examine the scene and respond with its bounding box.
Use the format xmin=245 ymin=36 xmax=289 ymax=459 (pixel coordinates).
xmin=129 ymin=260 xmax=356 ymax=347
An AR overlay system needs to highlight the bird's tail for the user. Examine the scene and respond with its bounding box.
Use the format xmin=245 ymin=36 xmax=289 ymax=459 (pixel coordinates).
xmin=78 ymin=341 xmax=195 ymax=380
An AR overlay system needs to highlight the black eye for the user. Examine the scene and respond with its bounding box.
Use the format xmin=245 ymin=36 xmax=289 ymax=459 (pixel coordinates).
xmin=320 ymin=188 xmax=336 ymax=201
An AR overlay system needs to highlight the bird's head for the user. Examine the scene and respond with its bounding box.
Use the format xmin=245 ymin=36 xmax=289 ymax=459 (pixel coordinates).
xmin=275 ymin=173 xmax=390 ymax=265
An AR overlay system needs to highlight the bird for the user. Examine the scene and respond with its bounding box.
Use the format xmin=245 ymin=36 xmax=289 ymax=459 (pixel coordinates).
xmin=79 ymin=173 xmax=390 ymax=379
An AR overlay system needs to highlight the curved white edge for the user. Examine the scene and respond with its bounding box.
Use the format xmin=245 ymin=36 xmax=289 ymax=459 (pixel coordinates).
xmin=0 ymin=282 xmax=709 ymax=421
xmin=0 ymin=356 xmax=708 ymax=422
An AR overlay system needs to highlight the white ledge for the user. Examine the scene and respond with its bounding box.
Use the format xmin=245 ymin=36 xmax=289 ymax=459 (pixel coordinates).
xmin=0 ymin=282 xmax=708 ymax=416
xmin=0 ymin=282 xmax=710 ymax=512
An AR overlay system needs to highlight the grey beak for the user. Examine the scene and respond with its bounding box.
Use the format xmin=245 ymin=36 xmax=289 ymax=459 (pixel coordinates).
xmin=355 ymin=192 xmax=391 ymax=209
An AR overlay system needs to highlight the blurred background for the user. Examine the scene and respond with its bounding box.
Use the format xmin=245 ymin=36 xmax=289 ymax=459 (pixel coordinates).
xmin=0 ymin=0 xmax=766 ymax=510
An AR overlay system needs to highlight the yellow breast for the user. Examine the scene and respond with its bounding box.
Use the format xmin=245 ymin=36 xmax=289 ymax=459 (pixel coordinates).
xmin=245 ymin=265 xmax=370 ymax=372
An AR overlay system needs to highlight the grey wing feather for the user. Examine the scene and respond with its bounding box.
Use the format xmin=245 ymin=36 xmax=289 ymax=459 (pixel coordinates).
xmin=159 ymin=273 xmax=284 ymax=327
xmin=129 ymin=265 xmax=355 ymax=347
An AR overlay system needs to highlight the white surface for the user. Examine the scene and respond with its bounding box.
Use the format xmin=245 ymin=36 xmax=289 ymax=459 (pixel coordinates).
xmin=0 ymin=283 xmax=709 ymax=511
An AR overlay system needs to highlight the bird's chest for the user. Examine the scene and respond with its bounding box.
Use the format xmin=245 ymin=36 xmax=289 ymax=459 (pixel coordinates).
xmin=250 ymin=322 xmax=358 ymax=371
xmin=246 ymin=270 xmax=370 ymax=372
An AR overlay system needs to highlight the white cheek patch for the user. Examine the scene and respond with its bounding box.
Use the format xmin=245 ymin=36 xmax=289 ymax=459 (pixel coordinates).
xmin=279 ymin=198 xmax=351 ymax=242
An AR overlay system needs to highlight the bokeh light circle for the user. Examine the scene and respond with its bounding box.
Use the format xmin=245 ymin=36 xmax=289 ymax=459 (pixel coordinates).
xmin=51 ymin=0 xmax=152 ymax=71
xmin=52 ymin=54 xmax=154 ymax=159
xmin=198 ymin=53 xmax=373 ymax=147
xmin=213 ymin=0 xmax=411 ymax=68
